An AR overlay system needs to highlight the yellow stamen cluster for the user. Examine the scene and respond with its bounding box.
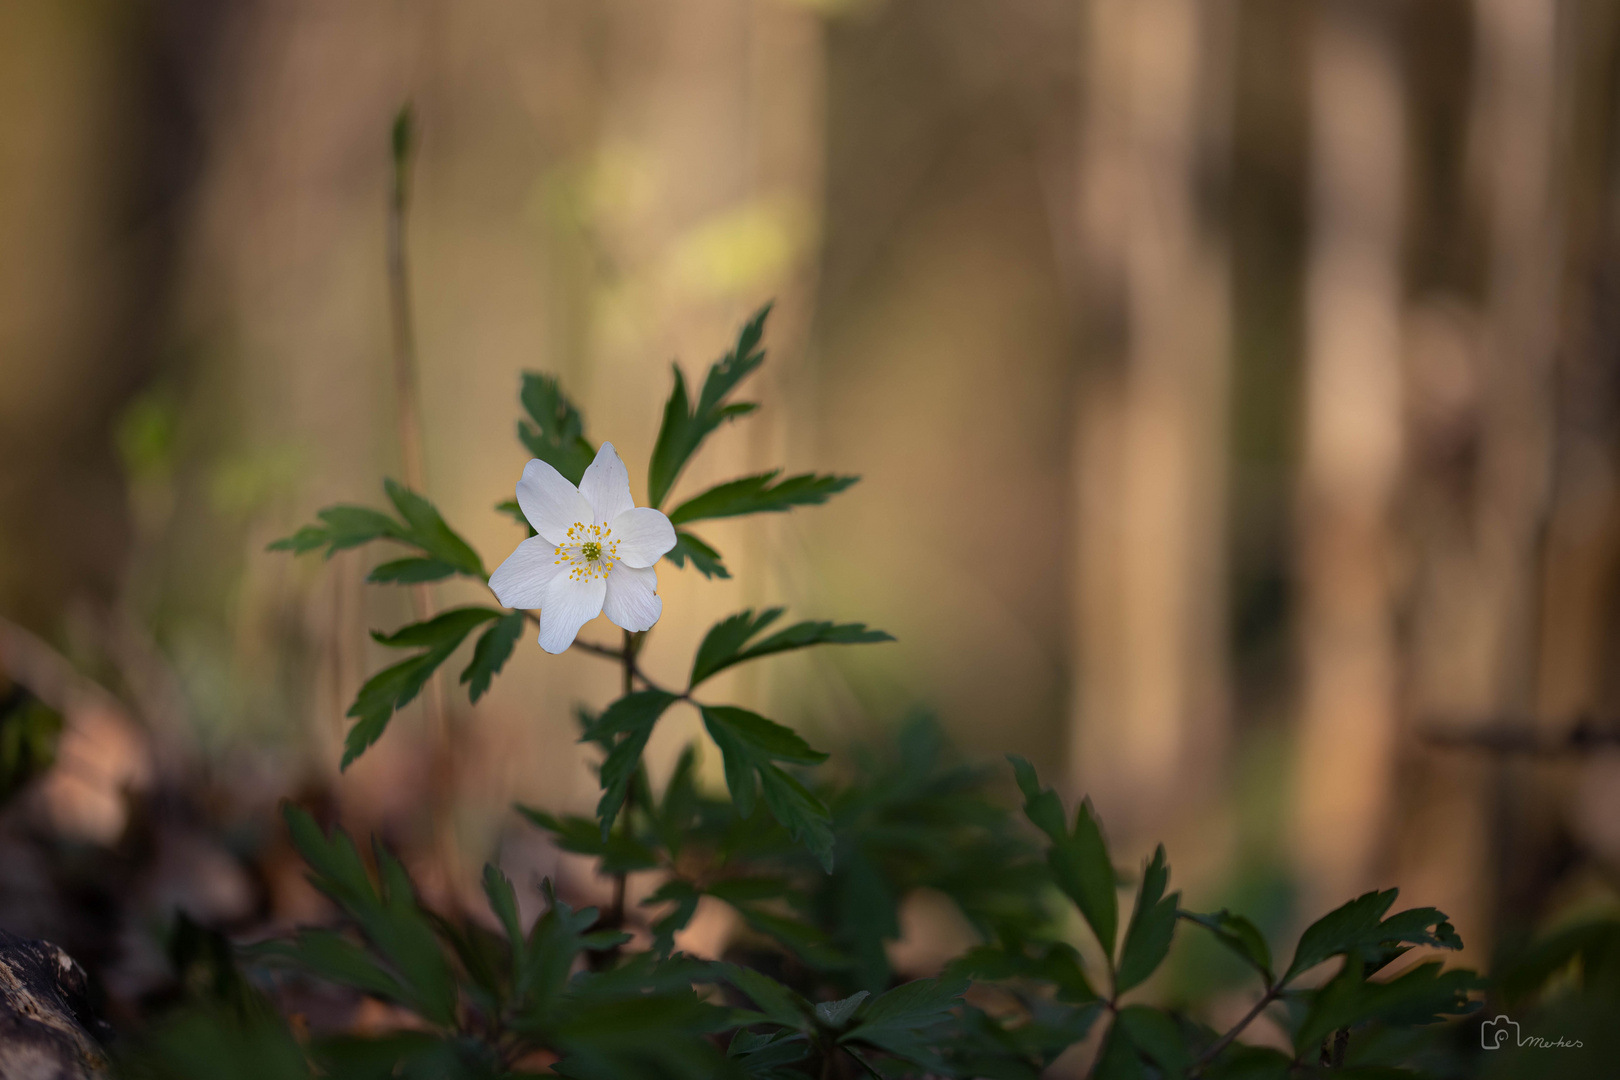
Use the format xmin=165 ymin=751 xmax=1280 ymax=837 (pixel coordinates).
xmin=555 ymin=522 xmax=620 ymax=582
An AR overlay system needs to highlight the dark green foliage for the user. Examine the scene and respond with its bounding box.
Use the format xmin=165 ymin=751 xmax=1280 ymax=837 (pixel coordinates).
xmin=668 ymin=470 xmax=859 ymax=526
xmin=461 ymin=610 xmax=525 ymax=703
xmin=518 ymin=373 xmax=595 ymax=485
xmin=647 ymin=304 xmax=771 ymax=510
xmin=1116 ymin=845 xmax=1180 ymax=994
xmin=691 ymin=607 xmax=892 ymax=688
xmin=231 ymin=297 xmax=1517 ymax=1080
xmin=1010 ymin=755 xmax=1119 ymax=966
xmin=664 ymin=530 xmax=730 ymax=578
xmin=344 ymin=607 xmax=504 ymax=768
xmin=495 ymin=498 xmax=537 ymax=536
xmin=701 ymin=704 xmax=833 ymax=870
xmin=268 ymin=481 xmax=483 ymax=579
xmin=1284 ymin=889 xmax=1462 ymax=982
xmin=1181 ymin=908 xmax=1275 ymax=986
xmin=583 ymin=689 xmax=681 ymax=836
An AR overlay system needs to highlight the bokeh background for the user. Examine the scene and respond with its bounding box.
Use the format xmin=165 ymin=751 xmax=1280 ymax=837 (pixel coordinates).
xmin=2 ymin=0 xmax=1619 ymax=1031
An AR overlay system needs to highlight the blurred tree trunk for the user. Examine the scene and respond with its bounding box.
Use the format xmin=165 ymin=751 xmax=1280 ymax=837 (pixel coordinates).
xmin=1070 ymin=0 xmax=1234 ymax=839
xmin=1293 ymin=0 xmax=1405 ymax=908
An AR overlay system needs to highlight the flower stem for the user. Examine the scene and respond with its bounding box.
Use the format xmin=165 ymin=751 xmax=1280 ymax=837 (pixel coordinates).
xmin=1188 ymin=981 xmax=1284 ymax=1075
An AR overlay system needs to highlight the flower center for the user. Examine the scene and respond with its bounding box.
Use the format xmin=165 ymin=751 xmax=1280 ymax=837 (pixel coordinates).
xmin=554 ymin=522 xmax=619 ymax=582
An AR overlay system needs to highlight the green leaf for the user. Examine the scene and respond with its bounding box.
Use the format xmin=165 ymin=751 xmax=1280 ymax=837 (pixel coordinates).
xmin=370 ymin=607 xmax=504 ymax=649
xmin=644 ymin=878 xmax=703 ymax=957
xmin=517 ymin=372 xmax=596 ymax=485
xmin=647 ymin=304 xmax=771 ymax=509
xmin=1284 ymin=890 xmax=1462 ymax=982
xmin=586 ymin=691 xmax=681 ymax=837
xmin=664 ymin=530 xmax=730 ymax=578
xmin=1115 ymin=845 xmax=1179 ymax=994
xmin=1114 ymin=1006 xmax=1191 ymax=1078
xmin=366 ymin=557 xmax=455 ymax=585
xmin=700 ymin=704 xmax=834 ymax=869
xmin=840 ymin=976 xmax=968 ymax=1073
xmin=495 ymin=498 xmax=537 ymax=536
xmin=268 ymin=505 xmax=406 ymax=557
xmin=383 ymin=480 xmax=485 ymax=577
xmin=1061 ymin=799 xmax=1118 ymax=961
xmin=482 ymin=863 xmax=524 ymax=992
xmin=343 ymin=608 xmax=502 ymax=768
xmin=707 ymin=961 xmax=813 ymax=1031
xmin=278 ymin=806 xmax=457 ymax=1026
xmin=517 ymin=807 xmax=660 ymax=874
xmin=815 ymin=991 xmax=869 ymax=1029
xmin=270 ymin=484 xmax=485 ymax=583
xmin=668 ymin=470 xmax=859 ymax=526
xmin=459 ymin=610 xmax=524 ymax=704
xmin=1293 ymin=960 xmax=1482 ymax=1054
xmin=1007 ymin=754 xmax=1067 ymax=842
xmin=690 ymin=607 xmax=892 ymax=688
xmin=250 ymin=931 xmax=405 ymax=1002
xmin=1181 ymin=909 xmax=1274 ymax=985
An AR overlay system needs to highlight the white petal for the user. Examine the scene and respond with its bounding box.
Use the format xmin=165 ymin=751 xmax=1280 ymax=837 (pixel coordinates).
xmin=603 ymin=564 xmax=662 ymax=633
xmin=516 ymin=459 xmax=593 ymax=545
xmin=488 ymin=536 xmax=562 ymax=609
xmin=535 ymin=573 xmax=606 ymax=654
xmin=609 ymin=507 xmax=677 ymax=568
xmin=579 ymin=442 xmax=635 ymax=526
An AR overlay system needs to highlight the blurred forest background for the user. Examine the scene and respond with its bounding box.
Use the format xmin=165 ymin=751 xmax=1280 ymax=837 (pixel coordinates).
xmin=2 ymin=0 xmax=1619 ymax=1036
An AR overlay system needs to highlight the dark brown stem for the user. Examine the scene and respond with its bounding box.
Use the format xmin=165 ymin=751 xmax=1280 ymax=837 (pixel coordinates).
xmin=1189 ymin=982 xmax=1284 ymax=1075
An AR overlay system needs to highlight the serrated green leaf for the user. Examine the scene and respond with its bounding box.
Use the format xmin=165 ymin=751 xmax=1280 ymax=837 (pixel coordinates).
xmin=587 ymin=691 xmax=680 ymax=837
xmin=1293 ymin=960 xmax=1482 ymax=1055
xmin=1114 ymin=1006 xmax=1189 ymax=1077
xmin=668 ymin=470 xmax=859 ymax=526
xmin=517 ymin=373 xmax=596 ymax=485
xmin=250 ymin=931 xmax=405 ymax=1002
xmin=1284 ymin=890 xmax=1462 ymax=982
xmin=700 ymin=704 xmax=833 ymax=869
xmin=1046 ymin=798 xmax=1117 ymax=963
xmin=460 ymin=610 xmax=524 ymax=703
xmin=644 ymin=878 xmax=703 ymax=957
xmin=516 ymin=807 xmax=660 ymax=874
xmin=815 ymin=991 xmax=869 ymax=1029
xmin=840 ymin=976 xmax=967 ymax=1073
xmin=481 ymin=863 xmax=524 ymax=994
xmin=1007 ymin=755 xmax=1067 ymax=842
xmin=664 ymin=530 xmax=731 ymax=578
xmin=366 ymin=557 xmax=455 ymax=584
xmin=343 ymin=608 xmax=501 ymax=768
xmin=268 ymin=505 xmax=406 ymax=557
xmin=371 ymin=607 xmax=503 ymax=649
xmin=690 ymin=608 xmax=892 ymax=688
xmin=708 ymin=961 xmax=813 ymax=1031
xmin=383 ymin=480 xmax=485 ymax=577
xmin=1115 ymin=846 xmax=1178 ymax=994
xmin=647 ymin=304 xmax=771 ymax=509
xmin=277 ymin=806 xmax=456 ymax=1026
xmin=1181 ymin=909 xmax=1274 ymax=985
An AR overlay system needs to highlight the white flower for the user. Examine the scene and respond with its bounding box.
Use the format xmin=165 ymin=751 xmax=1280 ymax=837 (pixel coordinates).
xmin=489 ymin=443 xmax=677 ymax=654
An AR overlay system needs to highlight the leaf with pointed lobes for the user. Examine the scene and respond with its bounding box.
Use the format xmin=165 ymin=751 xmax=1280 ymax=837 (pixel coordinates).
xmin=667 ymin=470 xmax=859 ymax=526
xmin=647 ymin=303 xmax=771 ymax=510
